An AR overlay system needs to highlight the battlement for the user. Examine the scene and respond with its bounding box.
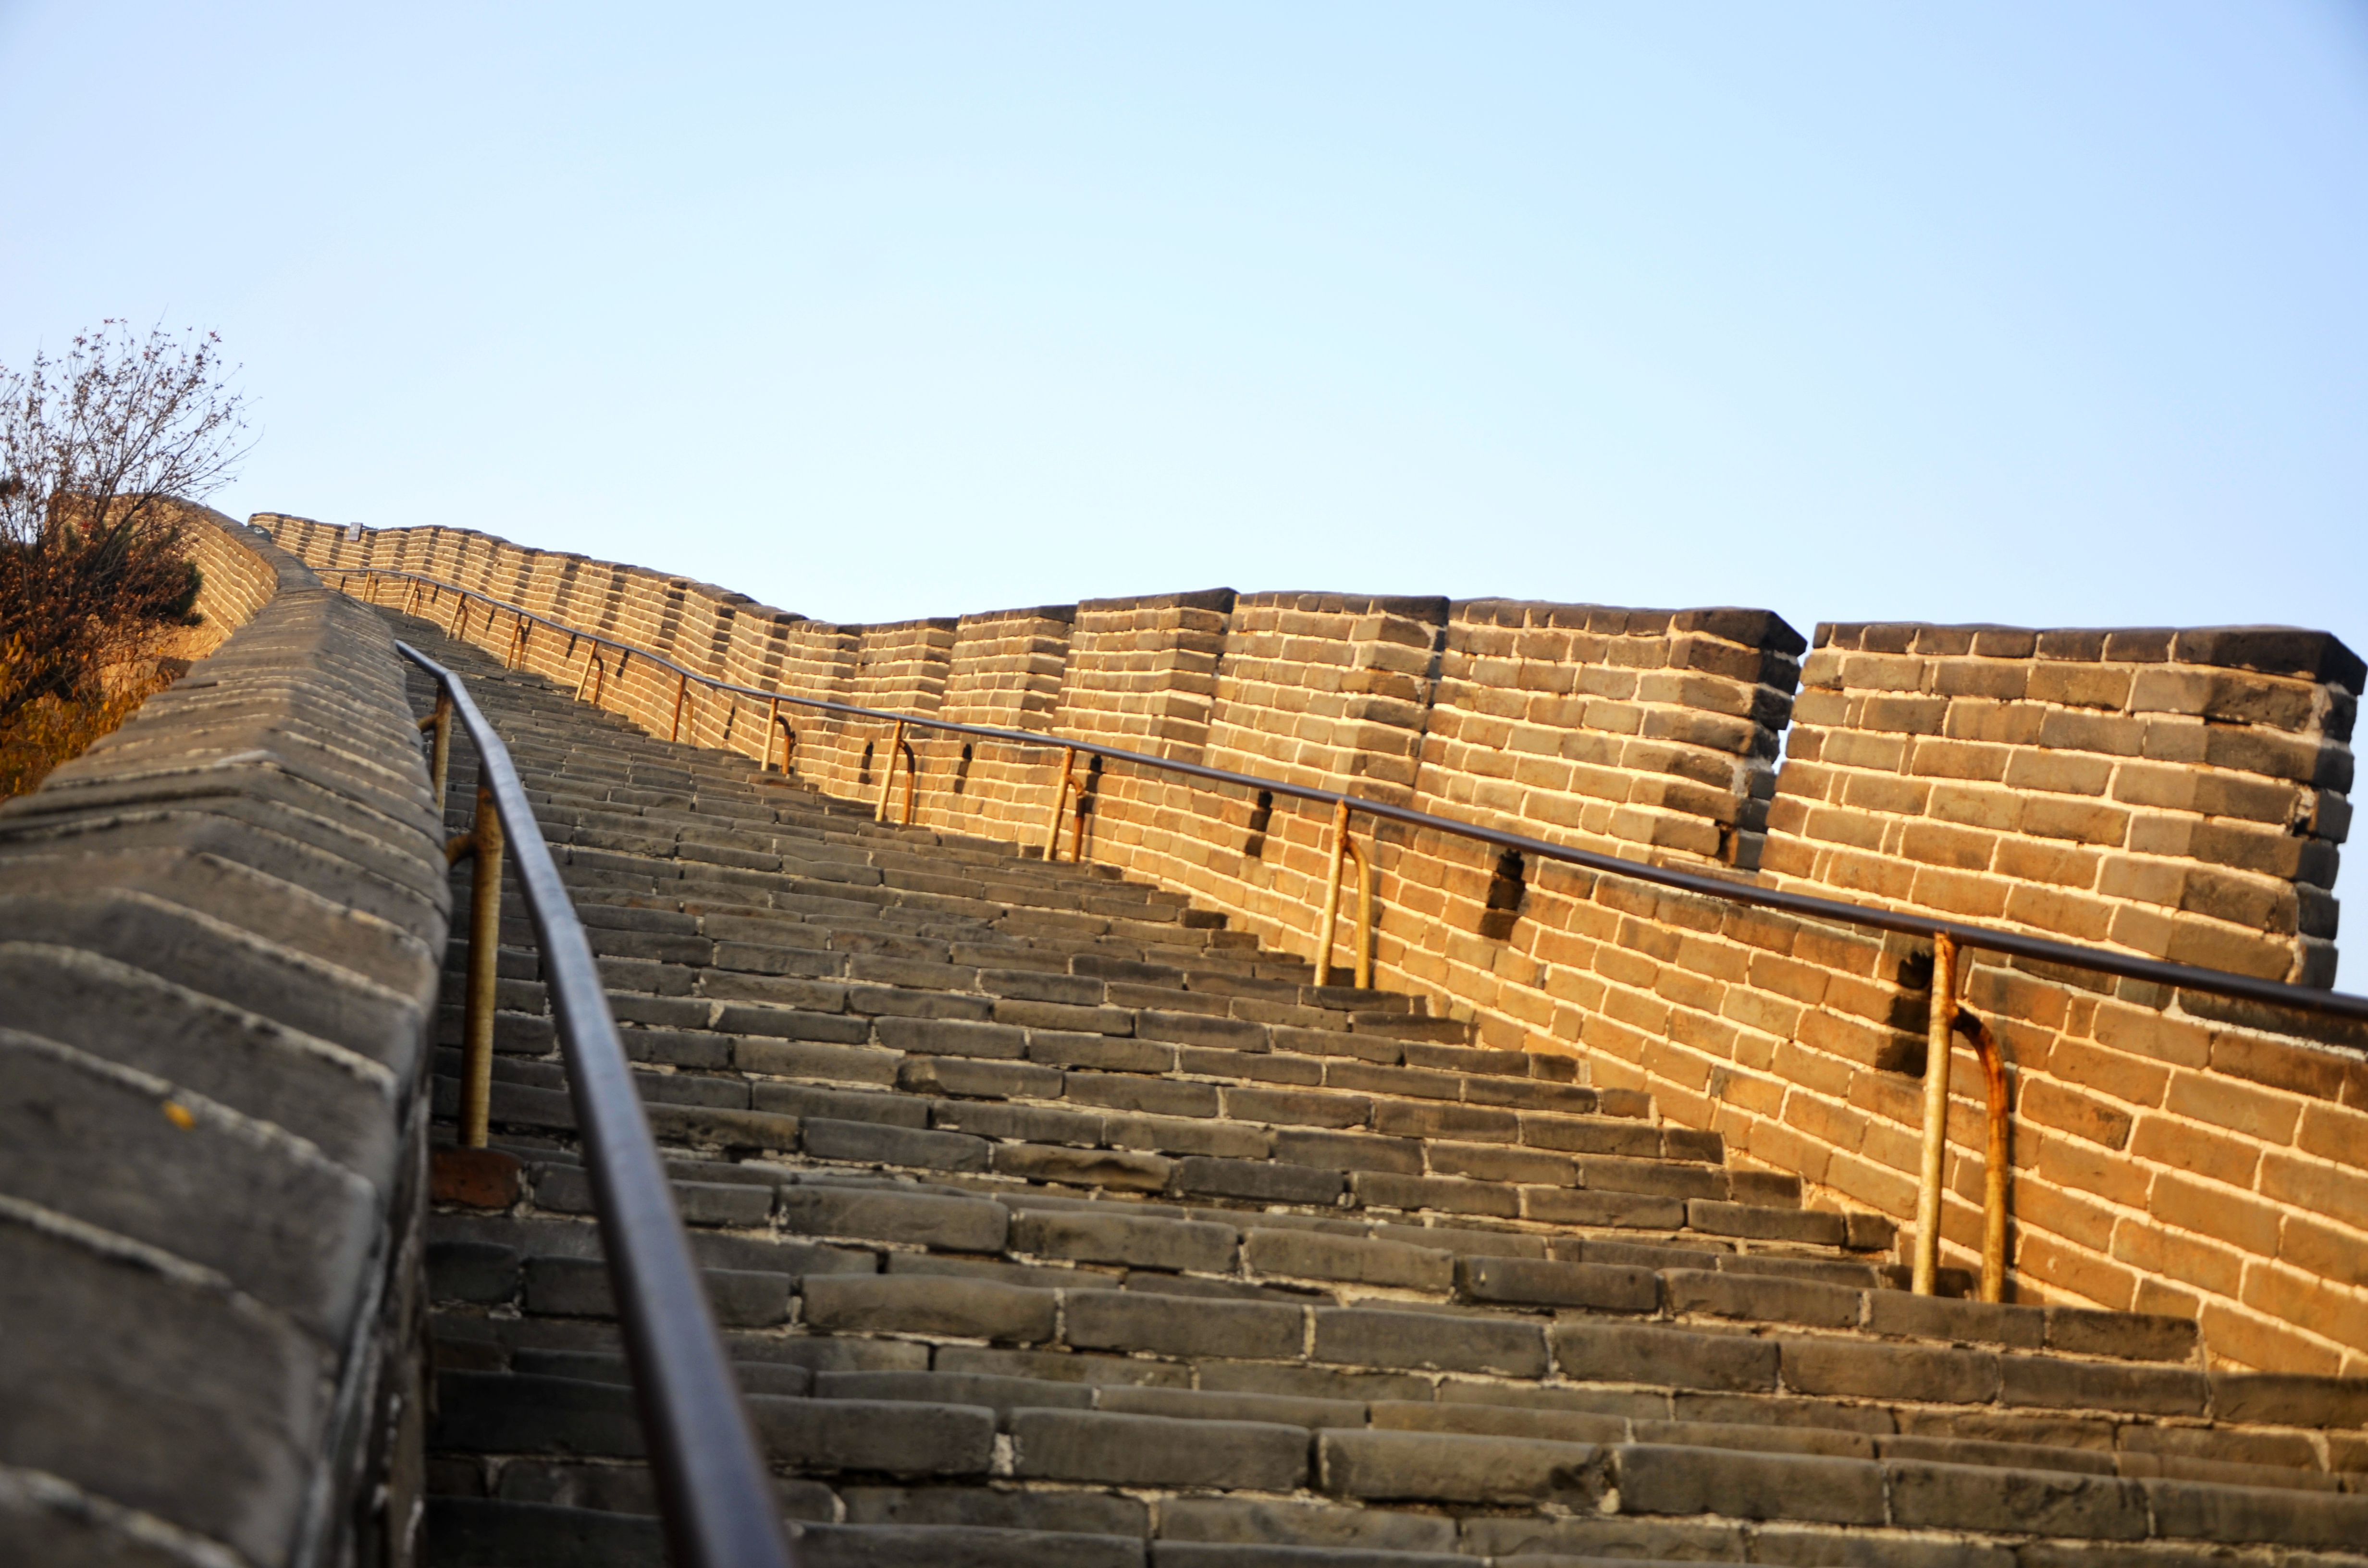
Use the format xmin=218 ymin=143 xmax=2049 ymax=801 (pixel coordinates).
xmin=262 ymin=513 xmax=2368 ymax=1378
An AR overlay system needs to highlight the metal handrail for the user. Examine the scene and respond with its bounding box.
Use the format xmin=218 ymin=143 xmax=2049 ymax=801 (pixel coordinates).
xmin=353 ymin=566 xmax=2368 ymax=1304
xmin=396 ymin=639 xmax=796 ymax=1568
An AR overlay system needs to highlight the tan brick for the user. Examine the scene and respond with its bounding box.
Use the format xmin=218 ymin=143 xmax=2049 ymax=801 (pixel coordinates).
xmin=1924 ymin=782 xmax=2023 ymax=832
xmin=2151 ymin=1173 xmax=2281 ymax=1257
xmin=1899 ymin=821 xmax=1995 ymax=871
xmin=2018 ymin=1179 xmax=2119 ymax=1252
xmin=2296 ymin=1103 xmax=2368 ymax=1173
xmin=2034 ymin=1130 xmax=2153 ymax=1209
xmin=2109 ymin=1217 xmax=2245 ymax=1298
xmin=2128 ymin=1114 xmax=2261 ymax=1188
xmin=2020 ymin=1080 xmax=2134 ymax=1150
xmin=2037 ymin=1036 xmax=2169 ymax=1110
xmin=2016 ymin=1231 xmax=2136 ymax=1310
xmin=2161 ymin=1070 xmax=2299 ymax=1145
xmin=2279 ymin=1213 xmax=2368 ymax=1289
xmin=2260 ymin=1152 xmax=2368 ymax=1234
xmin=2240 ymin=1263 xmax=2368 ymax=1358
xmin=1908 ymin=737 xmax=2010 ymax=782
xmin=1908 ymin=866 xmax=2012 ymax=919
xmin=1991 ymin=839 xmax=2101 ymax=889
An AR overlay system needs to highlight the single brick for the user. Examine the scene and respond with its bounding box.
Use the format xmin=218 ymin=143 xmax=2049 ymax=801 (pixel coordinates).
xmin=800 ymin=1276 xmax=1057 ymax=1344
xmin=1862 ymin=1292 xmax=2045 ymax=1348
xmin=747 ymin=1396 xmax=997 ymax=1477
xmin=1615 ymin=1444 xmax=1884 ymax=1526
xmin=1552 ymin=1322 xmax=1778 ymax=1393
xmin=1242 ymin=1229 xmax=1455 ymax=1292
xmin=2044 ymin=1307 xmax=2198 ymax=1363
xmin=1780 ymin=1338 xmax=2000 ymax=1404
xmin=1011 ymin=1210 xmax=1238 ymax=1274
xmin=801 ymin=1119 xmax=991 ymax=1173
xmin=1010 ymin=1409 xmax=1308 ymax=1490
xmin=1885 ymin=1460 xmax=2148 ymax=1540
xmin=1313 ymin=1308 xmax=1547 ymax=1378
xmin=1063 ymin=1289 xmax=1305 ymax=1361
xmin=1317 ymin=1429 xmax=1603 ymax=1507
xmin=1457 ymin=1256 xmax=1657 ymax=1313
xmin=991 ymin=1144 xmax=1174 ymax=1191
xmin=1173 ymin=1157 xmax=1345 ymax=1206
xmin=1664 ymin=1269 xmax=1861 ymax=1329
xmin=1999 ymin=1357 xmax=2207 ymax=1417
xmin=778 ymin=1188 xmax=1008 ymax=1252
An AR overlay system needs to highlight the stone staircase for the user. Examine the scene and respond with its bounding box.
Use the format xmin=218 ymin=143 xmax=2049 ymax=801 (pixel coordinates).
xmin=394 ymin=612 xmax=2368 ymax=1568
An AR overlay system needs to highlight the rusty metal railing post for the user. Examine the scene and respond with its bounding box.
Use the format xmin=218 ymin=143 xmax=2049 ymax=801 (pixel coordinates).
xmin=671 ymin=670 xmax=690 ymax=743
xmin=1314 ymin=799 xmax=1352 ymax=988
xmin=1912 ymin=931 xmax=1959 ymax=1295
xmin=446 ymin=779 xmax=507 ymax=1150
xmin=1960 ymin=1012 xmax=2013 ymax=1303
xmin=419 ymin=692 xmax=454 ymax=815
xmin=1041 ymin=748 xmax=1077 ymax=861
xmin=1343 ymin=833 xmax=1374 ymax=991
xmin=875 ymin=721 xmax=906 ymax=822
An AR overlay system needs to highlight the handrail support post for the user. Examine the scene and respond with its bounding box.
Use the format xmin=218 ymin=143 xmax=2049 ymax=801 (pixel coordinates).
xmin=419 ymin=693 xmax=454 ymax=819
xmin=876 ymin=721 xmax=906 ymax=822
xmin=1913 ymin=931 xmax=1958 ymax=1295
xmin=1315 ymin=799 xmax=1351 ymax=989
xmin=1042 ymin=748 xmax=1077 ymax=860
xmin=450 ymin=779 xmax=506 ymax=1151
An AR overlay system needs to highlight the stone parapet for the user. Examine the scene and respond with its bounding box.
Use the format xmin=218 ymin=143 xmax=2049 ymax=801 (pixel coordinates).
xmin=0 ymin=513 xmax=449 ymax=1565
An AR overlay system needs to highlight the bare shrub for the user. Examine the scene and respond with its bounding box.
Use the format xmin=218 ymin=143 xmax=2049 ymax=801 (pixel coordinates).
xmin=0 ymin=322 xmax=251 ymax=766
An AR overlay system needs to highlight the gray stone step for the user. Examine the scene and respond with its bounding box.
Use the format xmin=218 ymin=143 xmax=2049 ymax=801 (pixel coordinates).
xmin=387 ymin=615 xmax=2368 ymax=1567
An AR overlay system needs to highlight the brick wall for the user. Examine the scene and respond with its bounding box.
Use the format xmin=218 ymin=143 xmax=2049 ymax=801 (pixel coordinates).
xmin=1769 ymin=623 xmax=2355 ymax=984
xmin=261 ymin=515 xmax=2368 ymax=1377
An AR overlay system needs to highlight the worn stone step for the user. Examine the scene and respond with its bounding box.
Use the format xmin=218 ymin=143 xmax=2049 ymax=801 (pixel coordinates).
xmin=395 ymin=619 xmax=2367 ymax=1566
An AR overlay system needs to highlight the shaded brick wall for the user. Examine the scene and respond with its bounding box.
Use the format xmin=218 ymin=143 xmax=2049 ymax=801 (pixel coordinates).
xmin=263 ymin=515 xmax=2368 ymax=1376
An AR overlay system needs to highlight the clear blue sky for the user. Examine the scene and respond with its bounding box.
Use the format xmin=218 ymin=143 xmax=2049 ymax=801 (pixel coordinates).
xmin=5 ymin=2 xmax=2364 ymax=971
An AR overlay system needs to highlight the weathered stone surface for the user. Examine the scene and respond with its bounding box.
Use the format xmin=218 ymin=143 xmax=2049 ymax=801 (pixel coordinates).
xmin=1010 ymin=1410 xmax=1308 ymax=1490
xmin=1318 ymin=1429 xmax=1602 ymax=1506
xmin=801 ymin=1275 xmax=1058 ymax=1343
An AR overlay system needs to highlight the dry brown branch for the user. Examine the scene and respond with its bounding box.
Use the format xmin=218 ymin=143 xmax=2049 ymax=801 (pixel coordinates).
xmin=0 ymin=321 xmax=251 ymax=732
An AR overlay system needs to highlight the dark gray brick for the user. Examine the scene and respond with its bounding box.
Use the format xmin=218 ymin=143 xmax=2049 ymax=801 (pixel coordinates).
xmin=801 ymin=1276 xmax=1057 ymax=1343
xmin=1615 ymin=1444 xmax=1885 ymax=1525
xmin=1011 ymin=1209 xmax=1239 ymax=1274
xmin=1064 ymin=1289 xmax=1305 ymax=1360
xmin=1887 ymin=1460 xmax=2148 ymax=1538
xmin=1457 ymin=1255 xmax=1656 ymax=1313
xmin=1011 ymin=1410 xmax=1308 ymax=1490
xmin=1174 ymin=1157 xmax=1345 ymax=1206
xmin=1242 ymin=1229 xmax=1453 ymax=1292
xmin=1317 ymin=1429 xmax=1602 ymax=1506
xmin=801 ymin=1118 xmax=991 ymax=1173
xmin=748 ymin=1396 xmax=998 ymax=1475
xmin=1665 ymin=1269 xmax=1861 ymax=1328
xmin=1552 ymin=1322 xmax=1778 ymax=1393
xmin=1313 ymin=1308 xmax=1546 ymax=1378
xmin=991 ymin=1144 xmax=1174 ymax=1191
xmin=778 ymin=1187 xmax=1008 ymax=1251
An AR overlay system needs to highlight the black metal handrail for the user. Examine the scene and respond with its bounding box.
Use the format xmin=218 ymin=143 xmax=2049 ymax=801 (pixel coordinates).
xmin=396 ymin=640 xmax=796 ymax=1568
xmin=361 ymin=566 xmax=2368 ymax=1029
